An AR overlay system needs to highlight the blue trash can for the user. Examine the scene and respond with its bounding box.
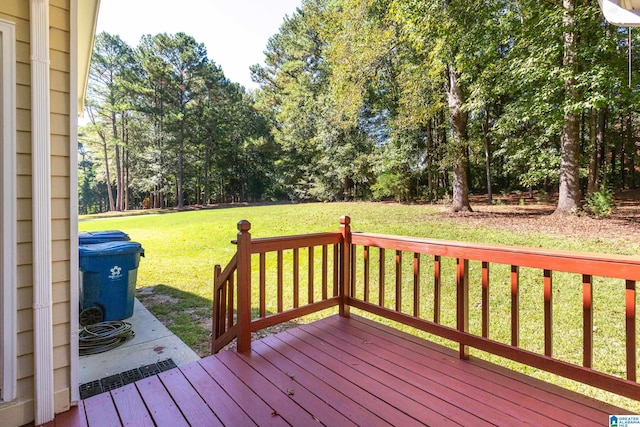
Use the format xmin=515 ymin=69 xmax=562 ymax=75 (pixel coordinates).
xmin=79 ymin=230 xmax=130 ymax=245
xmin=79 ymin=241 xmax=144 ymax=322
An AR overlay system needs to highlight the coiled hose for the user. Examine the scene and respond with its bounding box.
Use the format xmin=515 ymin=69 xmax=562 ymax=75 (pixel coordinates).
xmin=79 ymin=321 xmax=135 ymax=356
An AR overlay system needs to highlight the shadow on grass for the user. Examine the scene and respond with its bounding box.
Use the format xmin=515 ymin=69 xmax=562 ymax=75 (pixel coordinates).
xmin=136 ymin=284 xmax=299 ymax=357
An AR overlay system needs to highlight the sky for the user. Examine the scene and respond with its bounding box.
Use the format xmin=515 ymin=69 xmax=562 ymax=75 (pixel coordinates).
xmin=95 ymin=0 xmax=302 ymax=89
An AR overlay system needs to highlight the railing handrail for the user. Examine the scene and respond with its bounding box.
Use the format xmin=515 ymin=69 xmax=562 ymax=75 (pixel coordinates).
xmin=351 ymin=232 xmax=640 ymax=280
xmin=250 ymin=232 xmax=342 ymax=254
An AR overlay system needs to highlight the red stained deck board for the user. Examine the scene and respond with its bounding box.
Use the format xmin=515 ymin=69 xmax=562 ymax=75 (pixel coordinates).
xmin=158 ymin=368 xmax=222 ymax=427
xmin=198 ymin=354 xmax=290 ymax=427
xmin=82 ymin=392 xmax=120 ymax=427
xmin=52 ymin=405 xmax=87 ymax=427
xmin=216 ymin=350 xmax=325 ymax=426
xmin=335 ymin=316 xmax=607 ymax=425
xmin=343 ymin=315 xmax=625 ymax=424
xmin=110 ymin=383 xmax=154 ymax=427
xmin=252 ymin=339 xmax=390 ymax=427
xmin=180 ymin=361 xmax=257 ymax=426
xmin=302 ymin=319 xmax=562 ymax=426
xmin=50 ymin=314 xmax=633 ymax=427
xmin=287 ymin=325 xmax=499 ymax=426
xmin=265 ymin=333 xmax=434 ymax=427
xmin=237 ymin=347 xmax=359 ymax=427
xmin=134 ymin=375 xmax=189 ymax=427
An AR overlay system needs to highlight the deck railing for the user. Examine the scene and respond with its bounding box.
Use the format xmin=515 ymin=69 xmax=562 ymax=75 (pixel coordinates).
xmin=212 ymin=216 xmax=640 ymax=401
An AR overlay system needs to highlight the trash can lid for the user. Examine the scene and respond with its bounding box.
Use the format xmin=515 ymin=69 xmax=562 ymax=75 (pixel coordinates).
xmin=79 ymin=230 xmax=131 ymax=244
xmin=79 ymin=241 xmax=144 ymax=257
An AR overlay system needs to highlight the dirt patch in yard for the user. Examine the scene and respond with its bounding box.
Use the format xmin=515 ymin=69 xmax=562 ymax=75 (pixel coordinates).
xmin=442 ymin=190 xmax=640 ymax=245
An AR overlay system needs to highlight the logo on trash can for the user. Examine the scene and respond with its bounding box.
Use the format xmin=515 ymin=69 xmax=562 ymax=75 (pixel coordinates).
xmin=109 ymin=265 xmax=122 ymax=280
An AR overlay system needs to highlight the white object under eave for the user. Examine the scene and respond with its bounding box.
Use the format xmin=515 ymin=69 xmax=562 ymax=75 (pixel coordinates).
xmin=599 ymin=0 xmax=640 ymax=26
xmin=31 ymin=0 xmax=54 ymax=424
xmin=77 ymin=0 xmax=100 ymax=115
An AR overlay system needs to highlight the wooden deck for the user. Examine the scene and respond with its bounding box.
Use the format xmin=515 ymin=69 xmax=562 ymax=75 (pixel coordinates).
xmin=47 ymin=314 xmax=628 ymax=426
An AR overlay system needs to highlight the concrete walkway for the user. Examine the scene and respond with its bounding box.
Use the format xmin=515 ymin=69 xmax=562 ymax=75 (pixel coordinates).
xmin=79 ymin=298 xmax=200 ymax=385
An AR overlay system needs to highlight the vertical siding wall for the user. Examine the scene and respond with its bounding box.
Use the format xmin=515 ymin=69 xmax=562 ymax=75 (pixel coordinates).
xmin=50 ymin=0 xmax=72 ymax=415
xmin=0 ymin=0 xmax=72 ymax=425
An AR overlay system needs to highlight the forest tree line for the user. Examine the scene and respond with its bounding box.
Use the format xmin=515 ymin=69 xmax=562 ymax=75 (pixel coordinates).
xmin=80 ymin=0 xmax=639 ymax=214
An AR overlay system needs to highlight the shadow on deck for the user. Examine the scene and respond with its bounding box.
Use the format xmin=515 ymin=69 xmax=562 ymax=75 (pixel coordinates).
xmin=46 ymin=315 xmax=628 ymax=426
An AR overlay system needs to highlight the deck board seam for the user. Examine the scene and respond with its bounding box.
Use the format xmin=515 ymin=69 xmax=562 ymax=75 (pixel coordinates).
xmin=319 ymin=317 xmax=600 ymax=426
xmin=252 ymin=339 xmax=393 ymax=427
xmin=275 ymin=328 xmax=459 ymax=426
xmin=293 ymin=321 xmax=523 ymax=426
xmin=344 ymin=315 xmax=620 ymax=420
xmin=262 ymin=334 xmax=404 ymax=426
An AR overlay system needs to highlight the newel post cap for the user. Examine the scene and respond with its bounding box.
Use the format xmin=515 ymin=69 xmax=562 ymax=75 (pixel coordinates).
xmin=237 ymin=220 xmax=251 ymax=232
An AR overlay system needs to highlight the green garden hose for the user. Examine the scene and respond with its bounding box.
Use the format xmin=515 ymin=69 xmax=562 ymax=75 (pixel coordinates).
xmin=79 ymin=321 xmax=135 ymax=356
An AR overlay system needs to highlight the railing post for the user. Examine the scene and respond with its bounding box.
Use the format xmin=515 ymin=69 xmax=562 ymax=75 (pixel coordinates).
xmin=236 ymin=220 xmax=252 ymax=353
xmin=340 ymin=216 xmax=351 ymax=317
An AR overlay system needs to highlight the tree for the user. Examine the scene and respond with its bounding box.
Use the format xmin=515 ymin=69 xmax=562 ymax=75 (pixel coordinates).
xmin=86 ymin=32 xmax=138 ymax=211
xmin=555 ymin=0 xmax=581 ymax=214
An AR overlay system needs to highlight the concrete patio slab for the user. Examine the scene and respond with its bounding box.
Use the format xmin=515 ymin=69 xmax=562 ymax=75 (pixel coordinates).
xmin=78 ymin=298 xmax=200 ymax=385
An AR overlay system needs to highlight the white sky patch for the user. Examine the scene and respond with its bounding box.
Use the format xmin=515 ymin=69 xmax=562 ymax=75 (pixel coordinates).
xmin=96 ymin=0 xmax=301 ymax=89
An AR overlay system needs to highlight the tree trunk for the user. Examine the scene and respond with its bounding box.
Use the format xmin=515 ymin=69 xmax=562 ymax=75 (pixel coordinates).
xmin=426 ymin=119 xmax=434 ymax=202
xmin=587 ymin=108 xmax=598 ymax=194
xmin=204 ymin=136 xmax=211 ymax=205
xmin=482 ymin=103 xmax=492 ymax=203
xmin=445 ymin=65 xmax=472 ymax=212
xmin=555 ymin=0 xmax=580 ymax=215
xmin=98 ymin=129 xmax=116 ymax=212
xmin=625 ymin=112 xmax=635 ymax=189
xmin=598 ymin=107 xmax=607 ymax=185
xmin=113 ymin=112 xmax=123 ymax=211
xmin=621 ymin=115 xmax=627 ymax=189
xmin=178 ymin=136 xmax=184 ymax=208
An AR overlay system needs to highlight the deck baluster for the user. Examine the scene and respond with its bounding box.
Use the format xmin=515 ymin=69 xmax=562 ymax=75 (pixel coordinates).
xmin=350 ymin=245 xmax=356 ymax=298
xmin=277 ymin=251 xmax=283 ymax=313
xmin=626 ymin=280 xmax=636 ymax=381
xmin=583 ymin=274 xmax=593 ymax=368
xmin=457 ymin=258 xmax=469 ymax=360
xmin=308 ymin=247 xmax=314 ymax=304
xmin=482 ymin=261 xmax=489 ymax=338
xmin=434 ymin=255 xmax=441 ymax=324
xmin=414 ymin=253 xmax=420 ymax=318
xmin=322 ymin=245 xmax=328 ymax=300
xmin=333 ymin=245 xmax=339 ymax=297
xmin=364 ymin=246 xmax=370 ymax=302
xmin=227 ymin=274 xmax=234 ymax=333
xmin=544 ymin=269 xmax=553 ymax=357
xmin=293 ymin=248 xmax=299 ymax=308
xmin=259 ymin=253 xmax=266 ymax=318
xmin=511 ymin=265 xmax=519 ymax=347
xmin=379 ymin=248 xmax=386 ymax=307
xmin=395 ymin=251 xmax=402 ymax=312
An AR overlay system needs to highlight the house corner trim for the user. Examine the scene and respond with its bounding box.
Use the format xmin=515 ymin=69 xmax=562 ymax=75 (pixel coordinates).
xmin=30 ymin=0 xmax=55 ymax=424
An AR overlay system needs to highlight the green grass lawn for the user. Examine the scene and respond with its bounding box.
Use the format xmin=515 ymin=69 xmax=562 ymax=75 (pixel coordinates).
xmin=79 ymin=202 xmax=640 ymax=412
